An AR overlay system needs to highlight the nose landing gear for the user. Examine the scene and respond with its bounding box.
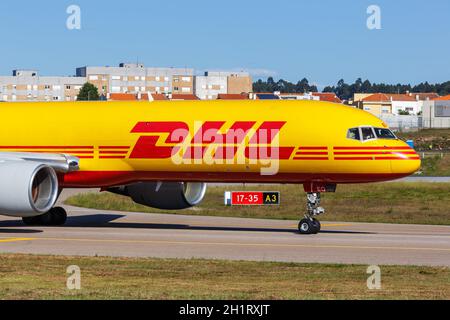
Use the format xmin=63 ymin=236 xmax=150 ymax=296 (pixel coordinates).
xmin=298 ymin=192 xmax=325 ymax=234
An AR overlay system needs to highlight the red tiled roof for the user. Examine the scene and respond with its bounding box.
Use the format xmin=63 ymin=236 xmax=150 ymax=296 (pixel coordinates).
xmin=389 ymin=94 xmax=416 ymax=101
xmin=362 ymin=93 xmax=390 ymax=102
xmin=139 ymin=93 xmax=168 ymax=101
xmin=109 ymin=93 xmax=136 ymax=101
xmin=433 ymin=94 xmax=450 ymax=101
xmin=217 ymin=93 xmax=249 ymax=100
xmin=312 ymin=92 xmax=342 ymax=103
xmin=171 ymin=94 xmax=199 ymax=100
xmin=152 ymin=93 xmax=168 ymax=100
xmin=410 ymin=93 xmax=440 ymax=101
xmin=362 ymin=93 xmax=416 ymax=102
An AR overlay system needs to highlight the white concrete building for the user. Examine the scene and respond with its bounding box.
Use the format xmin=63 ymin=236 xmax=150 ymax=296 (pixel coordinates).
xmin=194 ymin=73 xmax=227 ymax=100
xmin=76 ymin=63 xmax=194 ymax=97
xmin=0 ymin=70 xmax=85 ymax=102
xmin=391 ymin=99 xmax=421 ymax=115
xmin=423 ymin=96 xmax=450 ymax=128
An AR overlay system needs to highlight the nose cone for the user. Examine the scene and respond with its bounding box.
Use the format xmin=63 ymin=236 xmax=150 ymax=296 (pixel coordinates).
xmin=390 ymin=143 xmax=421 ymax=177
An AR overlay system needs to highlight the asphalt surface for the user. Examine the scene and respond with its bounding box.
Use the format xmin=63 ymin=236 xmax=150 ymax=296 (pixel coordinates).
xmin=0 ymin=189 xmax=449 ymax=267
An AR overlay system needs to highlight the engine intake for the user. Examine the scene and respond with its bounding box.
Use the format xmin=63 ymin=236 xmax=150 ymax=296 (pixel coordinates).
xmin=0 ymin=161 xmax=59 ymax=217
xmin=109 ymin=182 xmax=207 ymax=210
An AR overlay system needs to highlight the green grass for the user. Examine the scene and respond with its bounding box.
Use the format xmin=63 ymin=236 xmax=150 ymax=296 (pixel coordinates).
xmin=0 ymin=254 xmax=448 ymax=300
xmin=418 ymin=154 xmax=450 ymax=176
xmin=65 ymin=182 xmax=450 ymax=225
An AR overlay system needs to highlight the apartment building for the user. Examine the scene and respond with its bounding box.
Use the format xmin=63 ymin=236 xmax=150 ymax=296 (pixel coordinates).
xmin=194 ymin=71 xmax=252 ymax=100
xmin=76 ymin=63 xmax=194 ymax=97
xmin=355 ymin=93 xmax=436 ymax=116
xmin=0 ymin=70 xmax=85 ymax=102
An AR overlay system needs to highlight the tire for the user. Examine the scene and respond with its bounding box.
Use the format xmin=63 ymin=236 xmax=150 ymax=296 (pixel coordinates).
xmin=49 ymin=207 xmax=67 ymax=226
xmin=298 ymin=219 xmax=313 ymax=234
xmin=311 ymin=219 xmax=321 ymax=234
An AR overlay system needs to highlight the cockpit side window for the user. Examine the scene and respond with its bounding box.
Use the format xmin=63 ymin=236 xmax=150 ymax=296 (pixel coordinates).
xmin=347 ymin=128 xmax=361 ymax=141
xmin=361 ymin=127 xmax=376 ymax=141
xmin=374 ymin=127 xmax=397 ymax=140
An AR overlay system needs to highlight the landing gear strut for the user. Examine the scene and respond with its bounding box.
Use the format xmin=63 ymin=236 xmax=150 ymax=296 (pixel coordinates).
xmin=298 ymin=193 xmax=324 ymax=235
xmin=22 ymin=207 xmax=67 ymax=226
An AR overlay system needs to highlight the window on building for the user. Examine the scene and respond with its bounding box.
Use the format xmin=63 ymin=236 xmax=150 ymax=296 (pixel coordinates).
xmin=33 ymin=85 xmax=38 ymax=90
xmin=181 ymin=87 xmax=190 ymax=93
xmin=135 ymin=76 xmax=140 ymax=81
xmin=164 ymin=77 xmax=169 ymax=82
xmin=44 ymin=85 xmax=50 ymax=90
xmin=174 ymin=87 xmax=179 ymax=91
xmin=182 ymin=77 xmax=191 ymax=82
xmin=123 ymin=76 xmax=128 ymax=81
xmin=112 ymin=86 xmax=121 ymax=93
xmin=53 ymin=85 xmax=61 ymax=90
xmin=66 ymin=85 xmax=71 ymax=90
xmin=27 ymin=85 xmax=32 ymax=90
xmin=89 ymin=75 xmax=99 ymax=81
xmin=141 ymin=76 xmax=145 ymax=81
xmin=112 ymin=76 xmax=121 ymax=80
xmin=155 ymin=76 xmax=160 ymax=81
xmin=53 ymin=96 xmax=60 ymax=101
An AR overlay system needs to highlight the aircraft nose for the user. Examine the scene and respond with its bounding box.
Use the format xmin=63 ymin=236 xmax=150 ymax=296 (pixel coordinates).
xmin=390 ymin=144 xmax=421 ymax=176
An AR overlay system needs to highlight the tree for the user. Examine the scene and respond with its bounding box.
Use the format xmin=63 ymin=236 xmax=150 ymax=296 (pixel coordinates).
xmin=77 ymin=83 xmax=100 ymax=101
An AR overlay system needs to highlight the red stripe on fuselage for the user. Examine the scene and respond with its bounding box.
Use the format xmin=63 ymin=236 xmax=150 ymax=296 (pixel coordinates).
xmin=60 ymin=171 xmax=414 ymax=188
xmin=334 ymin=146 xmax=413 ymax=150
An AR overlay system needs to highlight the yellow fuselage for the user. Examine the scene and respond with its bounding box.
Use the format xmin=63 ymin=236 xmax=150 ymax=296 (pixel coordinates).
xmin=0 ymin=100 xmax=420 ymax=187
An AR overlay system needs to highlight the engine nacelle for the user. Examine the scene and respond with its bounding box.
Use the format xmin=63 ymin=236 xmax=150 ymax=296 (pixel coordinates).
xmin=109 ymin=182 xmax=207 ymax=210
xmin=0 ymin=161 xmax=59 ymax=217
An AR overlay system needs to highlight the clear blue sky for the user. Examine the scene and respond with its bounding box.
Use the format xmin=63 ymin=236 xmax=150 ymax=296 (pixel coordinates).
xmin=0 ymin=0 xmax=449 ymax=89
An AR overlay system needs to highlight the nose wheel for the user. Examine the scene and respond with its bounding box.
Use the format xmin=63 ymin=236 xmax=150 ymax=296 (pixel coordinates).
xmin=298 ymin=192 xmax=324 ymax=234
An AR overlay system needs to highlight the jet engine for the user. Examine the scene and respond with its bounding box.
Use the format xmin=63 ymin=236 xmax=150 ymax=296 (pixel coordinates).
xmin=109 ymin=182 xmax=207 ymax=210
xmin=0 ymin=161 xmax=59 ymax=217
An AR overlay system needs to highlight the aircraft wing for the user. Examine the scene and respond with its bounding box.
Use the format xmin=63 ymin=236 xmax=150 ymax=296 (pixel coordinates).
xmin=0 ymin=152 xmax=79 ymax=173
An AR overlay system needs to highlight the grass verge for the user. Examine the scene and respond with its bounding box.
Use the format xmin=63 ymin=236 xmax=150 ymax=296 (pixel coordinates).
xmin=0 ymin=254 xmax=448 ymax=300
xmin=65 ymin=182 xmax=450 ymax=225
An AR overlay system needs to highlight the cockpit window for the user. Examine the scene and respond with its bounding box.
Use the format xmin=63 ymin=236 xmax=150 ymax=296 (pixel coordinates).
xmin=361 ymin=127 xmax=376 ymax=141
xmin=374 ymin=128 xmax=397 ymax=140
xmin=347 ymin=128 xmax=360 ymax=141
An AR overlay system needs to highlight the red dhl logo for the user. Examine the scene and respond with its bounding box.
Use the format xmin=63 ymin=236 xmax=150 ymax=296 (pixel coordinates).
xmin=129 ymin=121 xmax=294 ymax=160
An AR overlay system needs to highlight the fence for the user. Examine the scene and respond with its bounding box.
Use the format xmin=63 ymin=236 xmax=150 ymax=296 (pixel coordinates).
xmin=378 ymin=114 xmax=422 ymax=132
